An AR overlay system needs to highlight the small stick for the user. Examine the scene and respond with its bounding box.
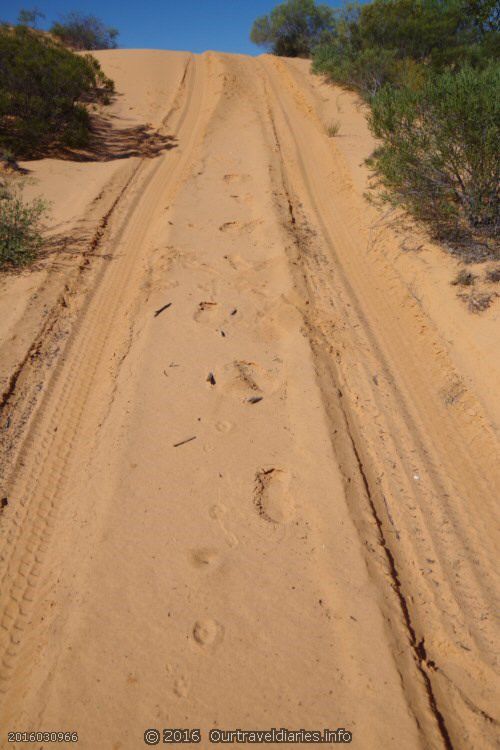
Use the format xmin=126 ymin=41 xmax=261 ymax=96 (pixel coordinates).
xmin=173 ymin=436 xmax=197 ymax=448
xmin=154 ymin=302 xmax=172 ymax=317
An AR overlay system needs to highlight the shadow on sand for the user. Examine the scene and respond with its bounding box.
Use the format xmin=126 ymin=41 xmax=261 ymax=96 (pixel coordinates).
xmin=57 ymin=114 xmax=178 ymax=162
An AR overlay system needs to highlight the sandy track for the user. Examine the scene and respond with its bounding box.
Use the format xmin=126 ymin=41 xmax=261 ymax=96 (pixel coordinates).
xmin=0 ymin=52 xmax=498 ymax=749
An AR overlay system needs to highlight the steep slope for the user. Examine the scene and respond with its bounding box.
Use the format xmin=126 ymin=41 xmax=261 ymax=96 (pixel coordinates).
xmin=0 ymin=51 xmax=498 ymax=750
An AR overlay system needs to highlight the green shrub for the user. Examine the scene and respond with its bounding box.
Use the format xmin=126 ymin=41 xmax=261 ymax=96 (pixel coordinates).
xmin=51 ymin=12 xmax=118 ymax=50
xmin=0 ymin=148 xmax=17 ymax=167
xmin=17 ymin=8 xmax=45 ymax=29
xmin=369 ymin=64 xmax=499 ymax=237
xmin=311 ymin=0 xmax=498 ymax=251
xmin=485 ymin=266 xmax=500 ymax=282
xmin=0 ymin=25 xmax=114 ymax=157
xmin=313 ymin=0 xmax=499 ymax=96
xmin=451 ymin=268 xmax=477 ymax=286
xmin=251 ymin=0 xmax=335 ymax=57
xmin=0 ymin=184 xmax=48 ymax=268
xmin=314 ymin=43 xmax=401 ymax=96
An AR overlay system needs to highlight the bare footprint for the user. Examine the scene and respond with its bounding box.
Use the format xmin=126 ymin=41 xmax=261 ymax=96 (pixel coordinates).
xmin=223 ymin=254 xmax=252 ymax=271
xmin=215 ymin=420 xmax=234 ymax=433
xmin=173 ymin=675 xmax=190 ymax=698
xmin=229 ymin=193 xmax=254 ymax=207
xmin=219 ymin=221 xmax=239 ymax=232
xmin=209 ymin=503 xmax=239 ymax=548
xmin=219 ymin=219 xmax=262 ymax=234
xmin=193 ymin=300 xmax=218 ymax=323
xmin=192 ymin=618 xmax=224 ymax=649
xmin=256 ymin=296 xmax=303 ymax=343
xmin=234 ymin=360 xmax=262 ymax=392
xmin=222 ymin=360 xmax=281 ymax=399
xmin=254 ymin=468 xmax=294 ymax=524
xmin=223 ymin=173 xmax=251 ymax=185
xmin=190 ymin=547 xmax=220 ymax=569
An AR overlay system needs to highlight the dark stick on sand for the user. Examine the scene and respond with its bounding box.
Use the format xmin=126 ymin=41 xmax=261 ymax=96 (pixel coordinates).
xmin=154 ymin=302 xmax=172 ymax=317
xmin=173 ymin=436 xmax=197 ymax=448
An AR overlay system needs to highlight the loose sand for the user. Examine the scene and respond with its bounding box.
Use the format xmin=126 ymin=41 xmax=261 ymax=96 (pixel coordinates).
xmin=0 ymin=51 xmax=498 ymax=750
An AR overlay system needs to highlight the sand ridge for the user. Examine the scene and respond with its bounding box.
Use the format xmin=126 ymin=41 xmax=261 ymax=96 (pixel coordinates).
xmin=0 ymin=50 xmax=498 ymax=749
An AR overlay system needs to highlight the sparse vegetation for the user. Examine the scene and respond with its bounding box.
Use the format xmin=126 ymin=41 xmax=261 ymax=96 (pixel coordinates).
xmin=312 ymin=0 xmax=500 ymax=98
xmin=0 ymin=24 xmax=114 ymax=157
xmin=51 ymin=12 xmax=118 ymax=50
xmin=326 ymin=120 xmax=341 ymax=137
xmin=17 ymin=7 xmax=45 ymax=28
xmin=309 ymin=0 xmax=499 ymax=255
xmin=485 ymin=266 xmax=500 ymax=282
xmin=459 ymin=290 xmax=496 ymax=312
xmin=369 ymin=65 xmax=499 ymax=241
xmin=0 ymin=149 xmax=18 ymax=168
xmin=0 ymin=183 xmax=48 ymax=269
xmin=0 ymin=12 xmax=119 ymax=271
xmin=452 ymin=268 xmax=477 ymax=286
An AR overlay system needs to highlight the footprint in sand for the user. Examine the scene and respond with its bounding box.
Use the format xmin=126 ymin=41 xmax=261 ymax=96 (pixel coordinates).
xmin=256 ymin=294 xmax=304 ymax=343
xmin=229 ymin=193 xmax=254 ymax=206
xmin=223 ymin=173 xmax=251 ymax=185
xmin=215 ymin=420 xmax=234 ymax=433
xmin=221 ymin=360 xmax=281 ymax=400
xmin=193 ymin=300 xmax=219 ymax=323
xmin=210 ymin=503 xmax=239 ymax=548
xmin=192 ymin=618 xmax=224 ymax=649
xmin=190 ymin=547 xmax=220 ymax=569
xmin=193 ymin=299 xmax=234 ymax=326
xmin=254 ymin=468 xmax=294 ymax=524
xmin=223 ymin=254 xmax=252 ymax=271
xmin=173 ymin=675 xmax=190 ymax=698
xmin=219 ymin=221 xmax=239 ymax=232
xmin=233 ymin=360 xmax=262 ymax=392
xmin=219 ymin=219 xmax=262 ymax=234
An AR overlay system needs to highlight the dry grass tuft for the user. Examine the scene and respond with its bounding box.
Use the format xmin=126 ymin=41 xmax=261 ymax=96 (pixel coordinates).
xmin=451 ymin=268 xmax=476 ymax=286
xmin=485 ymin=266 xmax=500 ymax=283
xmin=326 ymin=120 xmax=341 ymax=137
xmin=458 ymin=291 xmax=496 ymax=313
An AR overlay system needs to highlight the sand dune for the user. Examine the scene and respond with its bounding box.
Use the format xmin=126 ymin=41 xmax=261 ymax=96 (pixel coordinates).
xmin=0 ymin=51 xmax=498 ymax=749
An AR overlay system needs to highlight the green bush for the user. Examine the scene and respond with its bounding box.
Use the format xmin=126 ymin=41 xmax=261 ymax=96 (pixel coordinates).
xmin=311 ymin=0 xmax=498 ymax=249
xmin=251 ymin=0 xmax=335 ymax=57
xmin=0 ymin=25 xmax=114 ymax=157
xmin=313 ymin=0 xmax=499 ymax=97
xmin=369 ymin=64 xmax=500 ymax=236
xmin=51 ymin=12 xmax=119 ymax=51
xmin=314 ymin=44 xmax=401 ymax=97
xmin=0 ymin=184 xmax=48 ymax=268
xmin=17 ymin=8 xmax=45 ymax=29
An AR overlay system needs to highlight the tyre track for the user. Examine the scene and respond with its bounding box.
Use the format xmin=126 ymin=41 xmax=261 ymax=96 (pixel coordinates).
xmin=0 ymin=50 xmax=497 ymax=749
xmin=0 ymin=54 xmax=195 ymax=457
xmin=258 ymin=56 xmax=499 ymax=748
xmin=0 ymin=53 xmax=216 ymax=703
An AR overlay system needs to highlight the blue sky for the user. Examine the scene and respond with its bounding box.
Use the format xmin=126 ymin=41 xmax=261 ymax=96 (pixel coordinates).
xmin=3 ymin=0 xmax=342 ymax=55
